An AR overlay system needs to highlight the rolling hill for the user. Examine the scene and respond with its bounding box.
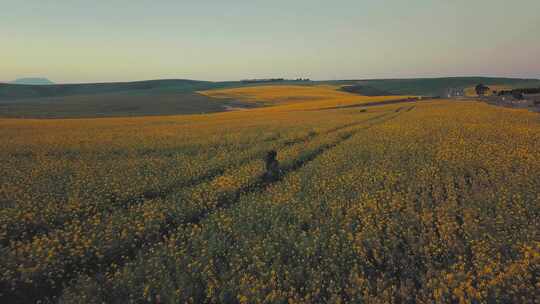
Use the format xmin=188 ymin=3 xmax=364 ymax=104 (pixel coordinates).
xmin=339 ymin=84 xmax=394 ymax=96
xmin=0 ymin=80 xmax=252 ymax=118
xmin=328 ymin=77 xmax=540 ymax=96
xmin=0 ymin=79 xmax=223 ymax=101
xmin=1 ymin=77 xmax=539 ymax=118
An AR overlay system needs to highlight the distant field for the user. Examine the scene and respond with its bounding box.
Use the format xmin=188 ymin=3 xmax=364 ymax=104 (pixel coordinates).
xmin=201 ymin=85 xmax=411 ymax=109
xmin=0 ymin=79 xmax=224 ymax=101
xmin=0 ymin=80 xmax=251 ymax=118
xmin=0 ymin=84 xmax=403 ymax=118
xmin=1 ymin=77 xmax=539 ymax=118
xmin=0 ymin=91 xmax=255 ymax=118
xmin=339 ymin=84 xmax=395 ymax=96
xmin=201 ymin=85 xmax=346 ymax=105
xmin=0 ymin=80 xmax=322 ymax=118
xmin=1 ymin=86 xmax=539 ymax=303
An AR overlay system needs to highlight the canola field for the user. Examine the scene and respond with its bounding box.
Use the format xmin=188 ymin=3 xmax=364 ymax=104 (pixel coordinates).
xmin=1 ymin=86 xmax=539 ymax=303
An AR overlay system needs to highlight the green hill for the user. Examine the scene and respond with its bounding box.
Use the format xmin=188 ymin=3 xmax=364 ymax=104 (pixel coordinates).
xmin=0 ymin=79 xmax=226 ymax=101
xmin=0 ymin=80 xmax=258 ymax=118
xmin=350 ymin=77 xmax=540 ymax=96
xmin=339 ymin=84 xmax=394 ymax=96
xmin=0 ymin=91 xmax=257 ymax=118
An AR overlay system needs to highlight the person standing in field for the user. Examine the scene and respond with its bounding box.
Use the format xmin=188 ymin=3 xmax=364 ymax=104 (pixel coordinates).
xmin=264 ymin=150 xmax=280 ymax=182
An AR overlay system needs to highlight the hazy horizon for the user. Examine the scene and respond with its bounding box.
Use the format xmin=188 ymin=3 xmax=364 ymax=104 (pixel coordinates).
xmin=4 ymin=75 xmax=540 ymax=86
xmin=3 ymin=0 xmax=540 ymax=83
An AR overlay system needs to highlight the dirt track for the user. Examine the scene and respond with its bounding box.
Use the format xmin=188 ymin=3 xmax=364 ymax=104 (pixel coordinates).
xmin=312 ymin=97 xmax=440 ymax=111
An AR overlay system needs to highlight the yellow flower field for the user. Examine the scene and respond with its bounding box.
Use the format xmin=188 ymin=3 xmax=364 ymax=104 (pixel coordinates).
xmin=0 ymin=85 xmax=538 ymax=303
xmin=200 ymin=85 xmax=412 ymax=109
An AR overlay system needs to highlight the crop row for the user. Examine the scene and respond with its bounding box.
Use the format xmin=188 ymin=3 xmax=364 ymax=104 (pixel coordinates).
xmin=60 ymin=102 xmax=540 ymax=303
xmin=0 ymin=129 xmax=312 ymax=245
xmin=0 ymin=110 xmax=395 ymax=302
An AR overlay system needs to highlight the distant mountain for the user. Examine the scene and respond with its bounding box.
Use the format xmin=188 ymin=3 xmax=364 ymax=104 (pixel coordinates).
xmin=11 ymin=78 xmax=55 ymax=85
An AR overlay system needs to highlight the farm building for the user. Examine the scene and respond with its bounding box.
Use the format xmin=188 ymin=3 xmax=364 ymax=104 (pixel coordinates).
xmin=445 ymin=87 xmax=465 ymax=98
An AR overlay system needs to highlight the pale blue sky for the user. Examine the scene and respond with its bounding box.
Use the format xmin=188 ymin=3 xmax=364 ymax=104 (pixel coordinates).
xmin=2 ymin=0 xmax=539 ymax=83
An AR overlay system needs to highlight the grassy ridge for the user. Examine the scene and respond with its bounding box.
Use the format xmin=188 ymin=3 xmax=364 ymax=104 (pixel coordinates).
xmin=0 ymin=80 xmax=251 ymax=118
xmin=325 ymin=77 xmax=540 ymax=96
xmin=0 ymin=91 xmax=256 ymax=118
xmin=0 ymin=79 xmax=218 ymax=101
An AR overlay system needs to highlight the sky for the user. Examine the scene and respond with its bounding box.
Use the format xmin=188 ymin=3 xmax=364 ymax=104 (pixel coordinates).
xmin=2 ymin=0 xmax=539 ymax=83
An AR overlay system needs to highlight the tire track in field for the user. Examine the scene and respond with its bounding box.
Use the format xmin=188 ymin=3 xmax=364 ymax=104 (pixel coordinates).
xmin=187 ymin=108 xmax=410 ymax=225
xmin=308 ymin=97 xmax=435 ymax=111
xmin=5 ymin=109 xmax=411 ymax=303
xmin=54 ymin=108 xmax=411 ymax=302
xmin=3 ymin=113 xmax=392 ymax=246
xmin=1 ymin=131 xmax=303 ymax=245
xmin=93 ymin=111 xmax=393 ymax=212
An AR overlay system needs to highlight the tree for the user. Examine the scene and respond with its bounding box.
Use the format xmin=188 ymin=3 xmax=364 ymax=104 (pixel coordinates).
xmin=475 ymin=84 xmax=490 ymax=96
xmin=512 ymin=91 xmax=524 ymax=100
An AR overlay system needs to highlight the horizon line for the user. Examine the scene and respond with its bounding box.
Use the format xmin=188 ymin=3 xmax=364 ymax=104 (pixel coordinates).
xmin=3 ymin=75 xmax=540 ymax=86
